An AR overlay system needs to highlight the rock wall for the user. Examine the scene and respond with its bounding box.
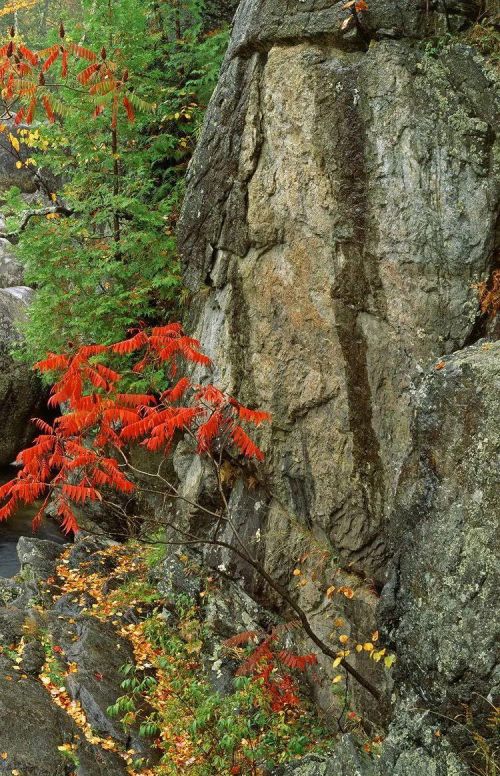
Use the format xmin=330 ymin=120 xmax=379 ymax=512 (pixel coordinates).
xmin=0 ymin=288 xmax=44 ymax=466
xmin=180 ymin=0 xmax=498 ymax=582
xmin=179 ymin=0 xmax=499 ymax=770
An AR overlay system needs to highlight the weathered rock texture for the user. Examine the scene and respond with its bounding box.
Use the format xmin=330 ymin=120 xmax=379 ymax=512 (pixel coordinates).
xmin=180 ymin=1 xmax=498 ymax=582
xmin=380 ymin=342 xmax=499 ymax=773
xmin=0 ymin=534 xmax=159 ymax=775
xmin=0 ymin=288 xmax=44 ymax=466
xmin=179 ymin=0 xmax=499 ymax=771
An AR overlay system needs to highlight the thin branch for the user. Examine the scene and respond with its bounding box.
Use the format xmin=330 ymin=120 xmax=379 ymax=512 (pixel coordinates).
xmin=96 ymin=489 xmax=380 ymax=701
xmin=0 ymin=204 xmax=74 ymax=244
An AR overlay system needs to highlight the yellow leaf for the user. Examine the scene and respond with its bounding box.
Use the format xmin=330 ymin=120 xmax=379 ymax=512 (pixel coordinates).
xmin=326 ymin=586 xmax=336 ymax=598
xmin=1 ymin=752 xmax=7 ymax=760
xmin=15 ymin=161 xmax=23 ymax=169
xmin=334 ymin=617 xmax=344 ymax=627
xmin=363 ymin=642 xmax=374 ymax=652
xmin=371 ymin=630 xmax=379 ymax=642
xmin=50 ymin=193 xmax=57 ymax=202
xmin=0 ymin=124 xmax=6 ymax=132
xmin=384 ymin=654 xmax=396 ymax=669
xmin=9 ymin=134 xmax=20 ymax=152
xmin=332 ymin=674 xmax=343 ymax=683
xmin=333 ymin=656 xmax=342 ymax=667
xmin=338 ymin=634 xmax=349 ymax=644
xmin=355 ymin=644 xmax=363 ymax=652
xmin=292 ymin=568 xmax=301 ymax=577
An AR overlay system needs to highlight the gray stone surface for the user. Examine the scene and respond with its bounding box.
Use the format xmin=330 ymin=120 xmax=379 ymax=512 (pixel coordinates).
xmin=272 ymin=738 xmax=379 ymax=775
xmin=0 ymin=537 xmax=154 ymax=772
xmin=0 ymin=655 xmax=129 ymax=775
xmin=48 ymin=614 xmax=146 ymax=748
xmin=225 ymin=0 xmax=480 ymax=61
xmin=21 ymin=638 xmax=46 ymax=675
xmin=0 ymin=606 xmax=26 ymax=645
xmin=180 ymin=21 xmax=498 ymax=586
xmin=66 ymin=532 xmax=119 ymax=573
xmin=0 ymin=236 xmax=23 ymax=286
xmin=17 ymin=536 xmax=65 ymax=581
xmin=0 ymin=287 xmax=44 ymax=466
xmin=179 ymin=0 xmax=499 ymax=771
xmin=150 ymin=552 xmax=202 ymax=600
xmin=379 ymin=343 xmax=500 ymax=770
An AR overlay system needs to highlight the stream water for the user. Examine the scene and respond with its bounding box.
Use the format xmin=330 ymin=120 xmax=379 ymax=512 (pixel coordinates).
xmin=0 ymin=470 xmax=65 ymax=578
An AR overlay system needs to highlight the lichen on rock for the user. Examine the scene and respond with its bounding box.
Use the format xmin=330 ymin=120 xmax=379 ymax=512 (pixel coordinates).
xmin=178 ymin=0 xmax=499 ymax=770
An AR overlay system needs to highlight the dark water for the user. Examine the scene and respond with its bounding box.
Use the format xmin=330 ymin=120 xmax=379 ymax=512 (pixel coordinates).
xmin=0 ymin=470 xmax=65 ymax=578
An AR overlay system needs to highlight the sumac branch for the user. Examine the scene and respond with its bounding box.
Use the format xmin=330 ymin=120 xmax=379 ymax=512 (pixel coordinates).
xmin=0 ymin=322 xmax=381 ymax=701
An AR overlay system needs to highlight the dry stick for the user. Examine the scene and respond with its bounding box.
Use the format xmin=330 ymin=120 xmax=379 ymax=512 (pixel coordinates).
xmin=0 ymin=204 xmax=74 ymax=243
xmin=114 ymin=509 xmax=381 ymax=702
xmin=103 ymin=453 xmax=381 ymax=701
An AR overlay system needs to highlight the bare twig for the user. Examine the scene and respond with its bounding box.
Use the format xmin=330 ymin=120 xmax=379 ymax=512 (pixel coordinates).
xmin=0 ymin=204 xmax=74 ymax=244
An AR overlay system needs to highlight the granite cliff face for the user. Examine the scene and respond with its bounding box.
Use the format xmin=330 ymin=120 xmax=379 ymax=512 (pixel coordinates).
xmin=179 ymin=0 xmax=499 ymax=771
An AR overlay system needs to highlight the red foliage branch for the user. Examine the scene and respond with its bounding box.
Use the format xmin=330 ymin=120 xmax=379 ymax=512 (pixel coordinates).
xmin=224 ymin=624 xmax=317 ymax=713
xmin=0 ymin=24 xmax=146 ymax=127
xmin=0 ymin=323 xmax=270 ymax=536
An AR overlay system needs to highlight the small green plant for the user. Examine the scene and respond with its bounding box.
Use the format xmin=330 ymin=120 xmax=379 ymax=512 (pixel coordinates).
xmin=57 ymin=743 xmax=80 ymax=768
xmin=112 ymin=608 xmax=331 ymax=775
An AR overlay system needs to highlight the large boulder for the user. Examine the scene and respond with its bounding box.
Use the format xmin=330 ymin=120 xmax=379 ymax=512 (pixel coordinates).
xmin=0 ymin=287 xmax=44 ymax=465
xmin=178 ymin=0 xmax=499 ymax=766
xmin=0 ymin=233 xmax=23 ymax=287
xmin=179 ymin=2 xmax=498 ymax=588
xmin=0 ymin=538 xmax=155 ymax=773
xmin=0 ymin=655 xmax=129 ymax=775
xmin=271 ymin=739 xmax=379 ymax=776
xmin=17 ymin=536 xmax=66 ymax=582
